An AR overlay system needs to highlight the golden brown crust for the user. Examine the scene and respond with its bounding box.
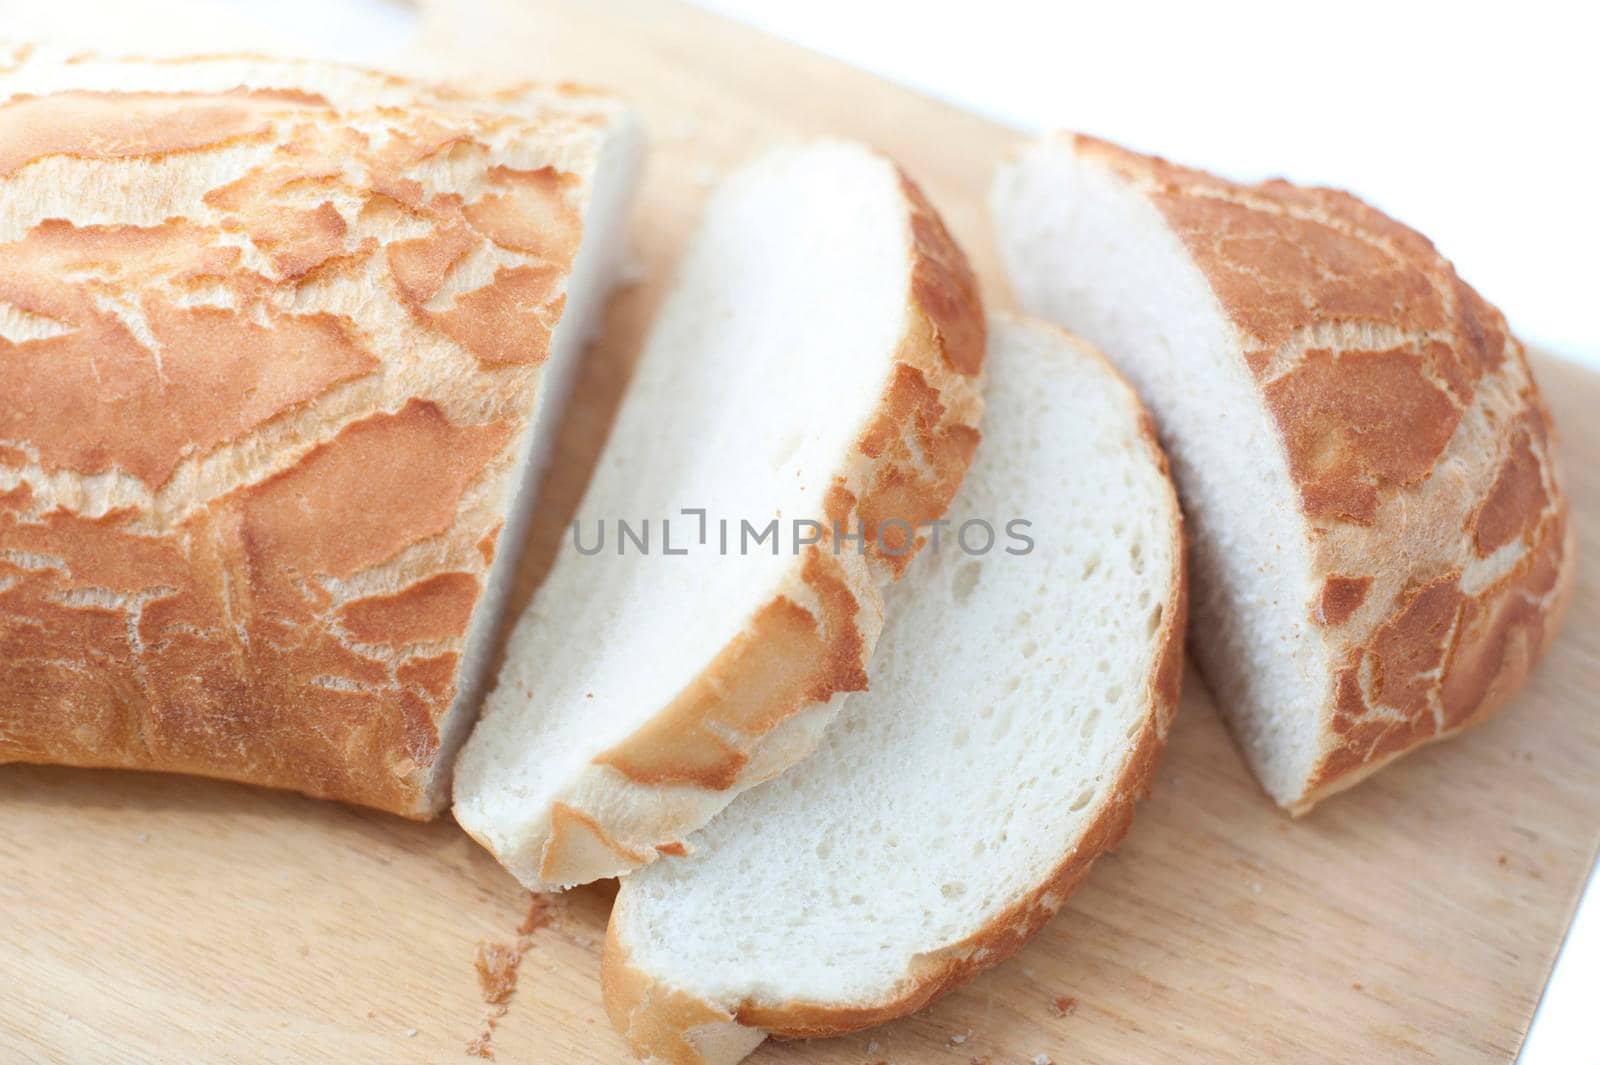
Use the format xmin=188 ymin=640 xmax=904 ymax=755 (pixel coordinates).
xmin=0 ymin=54 xmax=620 ymax=816
xmin=899 ymin=173 xmax=985 ymax=376
xmin=1301 ymin=495 xmax=1574 ymax=808
xmin=1316 ymin=575 xmax=1372 ymax=627
xmin=1073 ymin=134 xmax=1574 ymax=808
xmin=1470 ymin=414 xmax=1551 ymax=557
xmin=540 ymin=802 xmax=651 ymax=885
xmin=854 ymin=363 xmax=982 ymax=574
xmin=0 ymin=403 xmax=508 ymax=815
xmin=0 ymin=219 xmax=378 ymax=486
xmin=335 ymin=571 xmax=482 ymax=645
xmin=0 ymin=89 xmax=292 ymax=176
xmin=854 ymin=170 xmax=987 ymax=576
xmin=463 ymin=166 xmax=584 ymax=258
xmin=604 ymin=920 xmax=756 ymax=1065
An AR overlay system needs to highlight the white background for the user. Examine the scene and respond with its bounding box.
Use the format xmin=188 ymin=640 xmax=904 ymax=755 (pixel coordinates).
xmin=691 ymin=0 xmax=1599 ymax=366
xmin=6 ymin=0 xmax=1596 ymax=1059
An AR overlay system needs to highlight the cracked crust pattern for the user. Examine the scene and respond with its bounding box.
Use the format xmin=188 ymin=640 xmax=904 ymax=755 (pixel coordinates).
xmin=1073 ymin=135 xmax=1574 ymax=809
xmin=0 ymin=52 xmax=624 ymax=816
xmin=524 ymin=165 xmax=986 ymax=888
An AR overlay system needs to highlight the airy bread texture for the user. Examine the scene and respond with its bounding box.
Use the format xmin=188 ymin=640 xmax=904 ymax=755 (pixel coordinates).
xmin=0 ymin=47 xmax=642 ymax=816
xmin=453 ymin=140 xmax=986 ymax=890
xmin=602 ymin=314 xmax=1186 ymax=1065
xmin=992 ymin=134 xmax=1574 ymax=812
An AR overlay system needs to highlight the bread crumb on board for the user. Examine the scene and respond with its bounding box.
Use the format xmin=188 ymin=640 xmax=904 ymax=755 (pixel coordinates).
xmin=466 ymin=894 xmax=556 ymax=1058
xmin=1032 ymin=1055 xmax=1054 ymax=1065
xmin=476 ymin=940 xmax=521 ymax=1007
xmin=517 ymin=894 xmax=553 ymax=936
xmin=1051 ymin=995 xmax=1078 ymax=1017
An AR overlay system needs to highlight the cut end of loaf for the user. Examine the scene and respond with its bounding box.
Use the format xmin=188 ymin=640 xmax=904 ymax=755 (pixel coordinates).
xmin=993 ymin=132 xmax=1574 ymax=811
xmin=423 ymin=103 xmax=645 ymax=815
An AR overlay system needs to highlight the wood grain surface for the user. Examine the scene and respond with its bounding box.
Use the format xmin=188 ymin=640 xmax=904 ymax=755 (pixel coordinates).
xmin=1 ymin=2 xmax=1596 ymax=1062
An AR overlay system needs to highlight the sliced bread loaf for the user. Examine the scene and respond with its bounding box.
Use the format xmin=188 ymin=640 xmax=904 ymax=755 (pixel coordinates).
xmin=602 ymin=314 xmax=1186 ymax=1065
xmin=0 ymin=49 xmax=641 ymax=815
xmin=452 ymin=141 xmax=987 ymax=889
xmin=992 ymin=134 xmax=1574 ymax=812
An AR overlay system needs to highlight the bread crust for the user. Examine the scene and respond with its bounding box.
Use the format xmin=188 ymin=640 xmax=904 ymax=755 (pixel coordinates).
xmin=603 ymin=921 xmax=762 ymax=1065
xmin=0 ymin=52 xmax=625 ymax=816
xmin=515 ymin=163 xmax=987 ymax=888
xmin=599 ymin=320 xmax=1187 ymax=1060
xmin=1069 ymin=134 xmax=1574 ymax=811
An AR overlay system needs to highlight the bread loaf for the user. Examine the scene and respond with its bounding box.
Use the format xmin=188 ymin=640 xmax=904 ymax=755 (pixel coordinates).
xmin=0 ymin=47 xmax=642 ymax=815
xmin=992 ymin=134 xmax=1574 ymax=811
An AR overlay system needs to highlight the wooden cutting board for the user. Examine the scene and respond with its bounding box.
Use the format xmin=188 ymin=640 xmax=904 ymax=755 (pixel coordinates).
xmin=2 ymin=2 xmax=1596 ymax=1062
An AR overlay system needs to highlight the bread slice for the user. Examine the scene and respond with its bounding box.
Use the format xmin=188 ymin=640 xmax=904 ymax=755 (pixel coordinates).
xmin=0 ymin=48 xmax=642 ymax=816
xmin=602 ymin=314 xmax=1186 ymax=1065
xmin=452 ymin=140 xmax=986 ymax=890
xmin=992 ymin=133 xmax=1575 ymax=812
